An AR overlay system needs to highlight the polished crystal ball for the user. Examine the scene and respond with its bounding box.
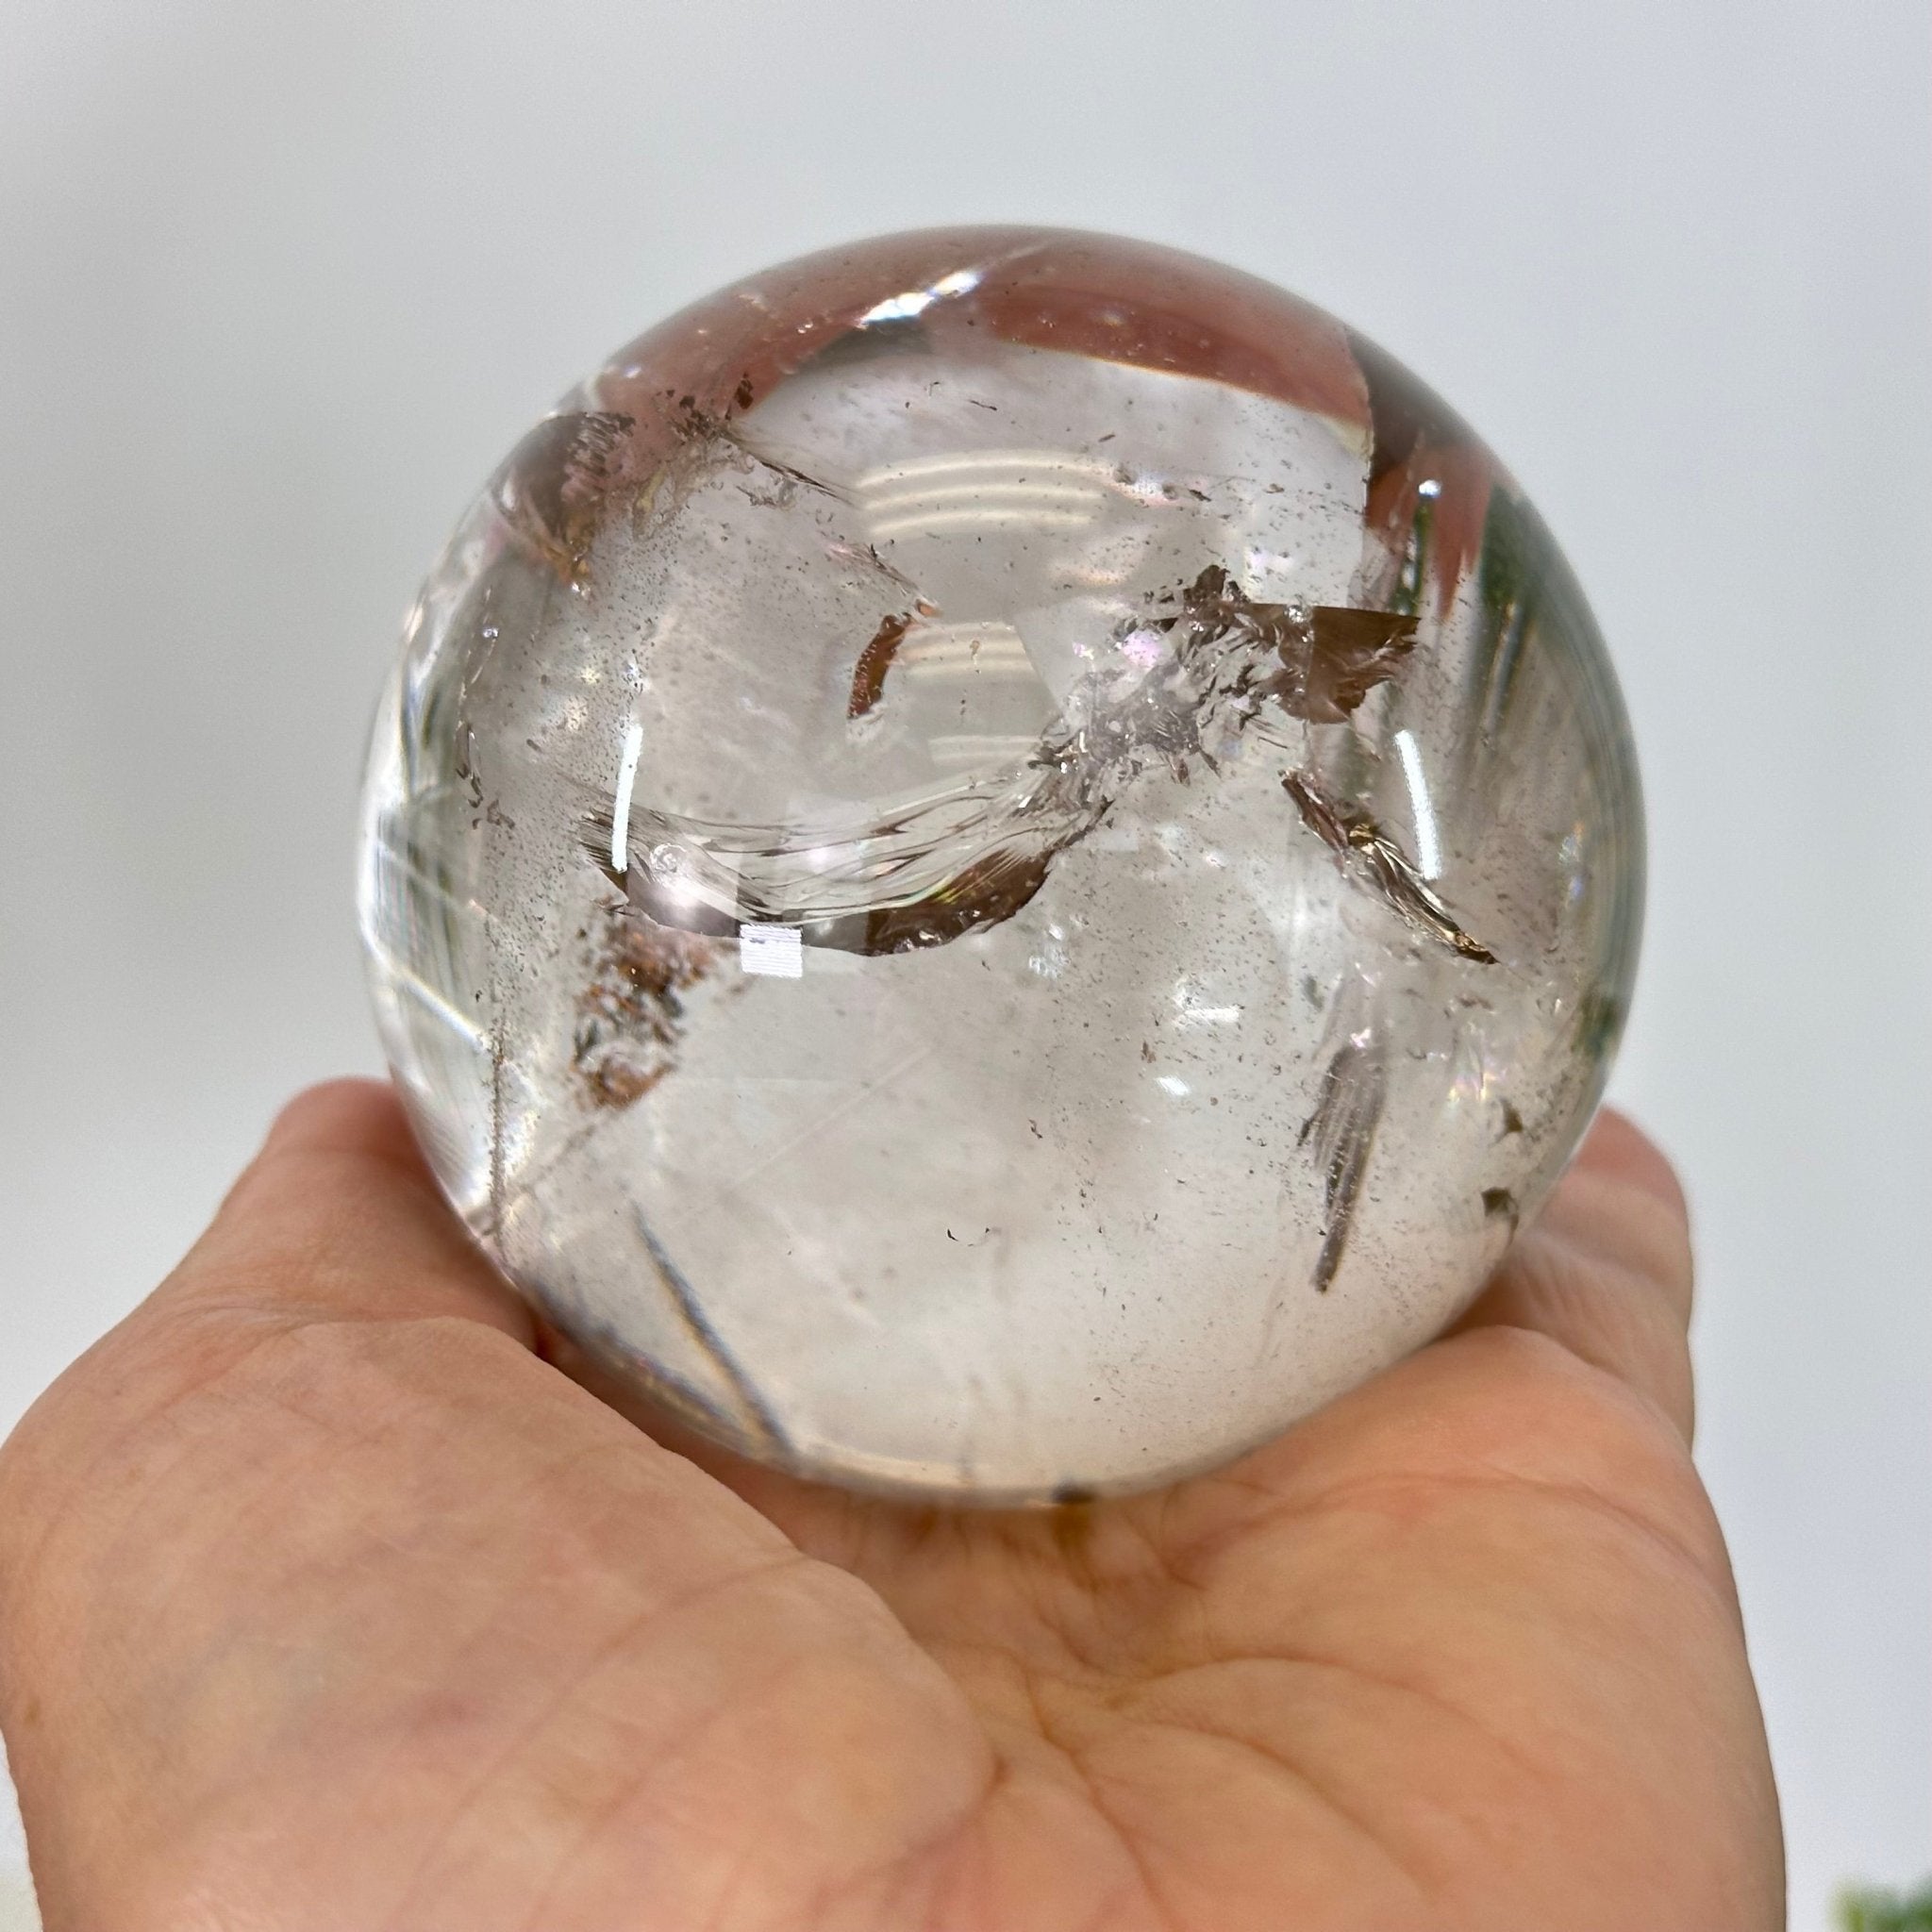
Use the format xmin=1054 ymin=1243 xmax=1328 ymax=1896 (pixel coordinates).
xmin=358 ymin=227 xmax=1642 ymax=1502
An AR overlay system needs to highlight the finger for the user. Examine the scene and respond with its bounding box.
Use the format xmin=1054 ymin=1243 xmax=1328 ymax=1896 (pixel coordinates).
xmin=1449 ymin=1107 xmax=1697 ymax=1439
xmin=162 ymin=1077 xmax=534 ymax=1341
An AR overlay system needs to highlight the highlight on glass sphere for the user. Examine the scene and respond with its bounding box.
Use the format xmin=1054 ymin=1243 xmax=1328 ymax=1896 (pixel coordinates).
xmin=358 ymin=226 xmax=1642 ymax=1503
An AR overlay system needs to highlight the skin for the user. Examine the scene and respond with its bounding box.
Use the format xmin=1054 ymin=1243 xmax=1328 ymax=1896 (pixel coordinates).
xmin=0 ymin=1081 xmax=1782 ymax=1930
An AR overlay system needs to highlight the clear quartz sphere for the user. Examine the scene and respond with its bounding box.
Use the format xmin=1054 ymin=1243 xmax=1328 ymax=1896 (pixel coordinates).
xmin=358 ymin=227 xmax=1641 ymax=1503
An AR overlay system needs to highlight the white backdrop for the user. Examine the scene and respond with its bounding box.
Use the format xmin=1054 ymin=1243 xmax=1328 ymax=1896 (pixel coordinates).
xmin=1 ymin=3 xmax=1926 ymax=1924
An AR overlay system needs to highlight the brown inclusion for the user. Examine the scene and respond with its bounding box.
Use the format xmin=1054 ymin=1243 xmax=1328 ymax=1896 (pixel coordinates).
xmin=1282 ymin=772 xmax=1497 ymax=964
xmin=847 ymin=612 xmax=915 ymax=719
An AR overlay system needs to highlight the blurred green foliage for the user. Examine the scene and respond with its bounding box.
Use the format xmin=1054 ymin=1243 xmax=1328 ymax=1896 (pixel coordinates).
xmin=1840 ymin=1882 xmax=1932 ymax=1931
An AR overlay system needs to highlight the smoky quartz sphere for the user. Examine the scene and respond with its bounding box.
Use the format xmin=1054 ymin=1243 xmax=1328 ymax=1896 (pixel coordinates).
xmin=358 ymin=227 xmax=1641 ymax=1503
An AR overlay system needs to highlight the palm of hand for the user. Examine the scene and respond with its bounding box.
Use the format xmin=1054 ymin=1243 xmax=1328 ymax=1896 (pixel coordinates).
xmin=0 ymin=1085 xmax=1781 ymax=1931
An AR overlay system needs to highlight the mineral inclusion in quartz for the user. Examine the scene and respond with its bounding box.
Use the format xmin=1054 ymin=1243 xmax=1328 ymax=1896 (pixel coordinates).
xmin=358 ymin=227 xmax=1643 ymax=1502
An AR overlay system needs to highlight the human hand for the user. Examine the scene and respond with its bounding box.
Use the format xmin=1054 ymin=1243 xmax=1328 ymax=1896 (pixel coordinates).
xmin=0 ymin=1081 xmax=1781 ymax=1929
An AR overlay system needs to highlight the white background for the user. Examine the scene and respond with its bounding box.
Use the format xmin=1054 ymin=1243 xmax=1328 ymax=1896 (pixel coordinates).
xmin=1 ymin=3 xmax=1926 ymax=1924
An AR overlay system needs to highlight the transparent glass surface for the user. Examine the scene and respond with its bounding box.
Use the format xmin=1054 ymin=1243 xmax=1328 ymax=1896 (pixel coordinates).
xmin=358 ymin=227 xmax=1642 ymax=1502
